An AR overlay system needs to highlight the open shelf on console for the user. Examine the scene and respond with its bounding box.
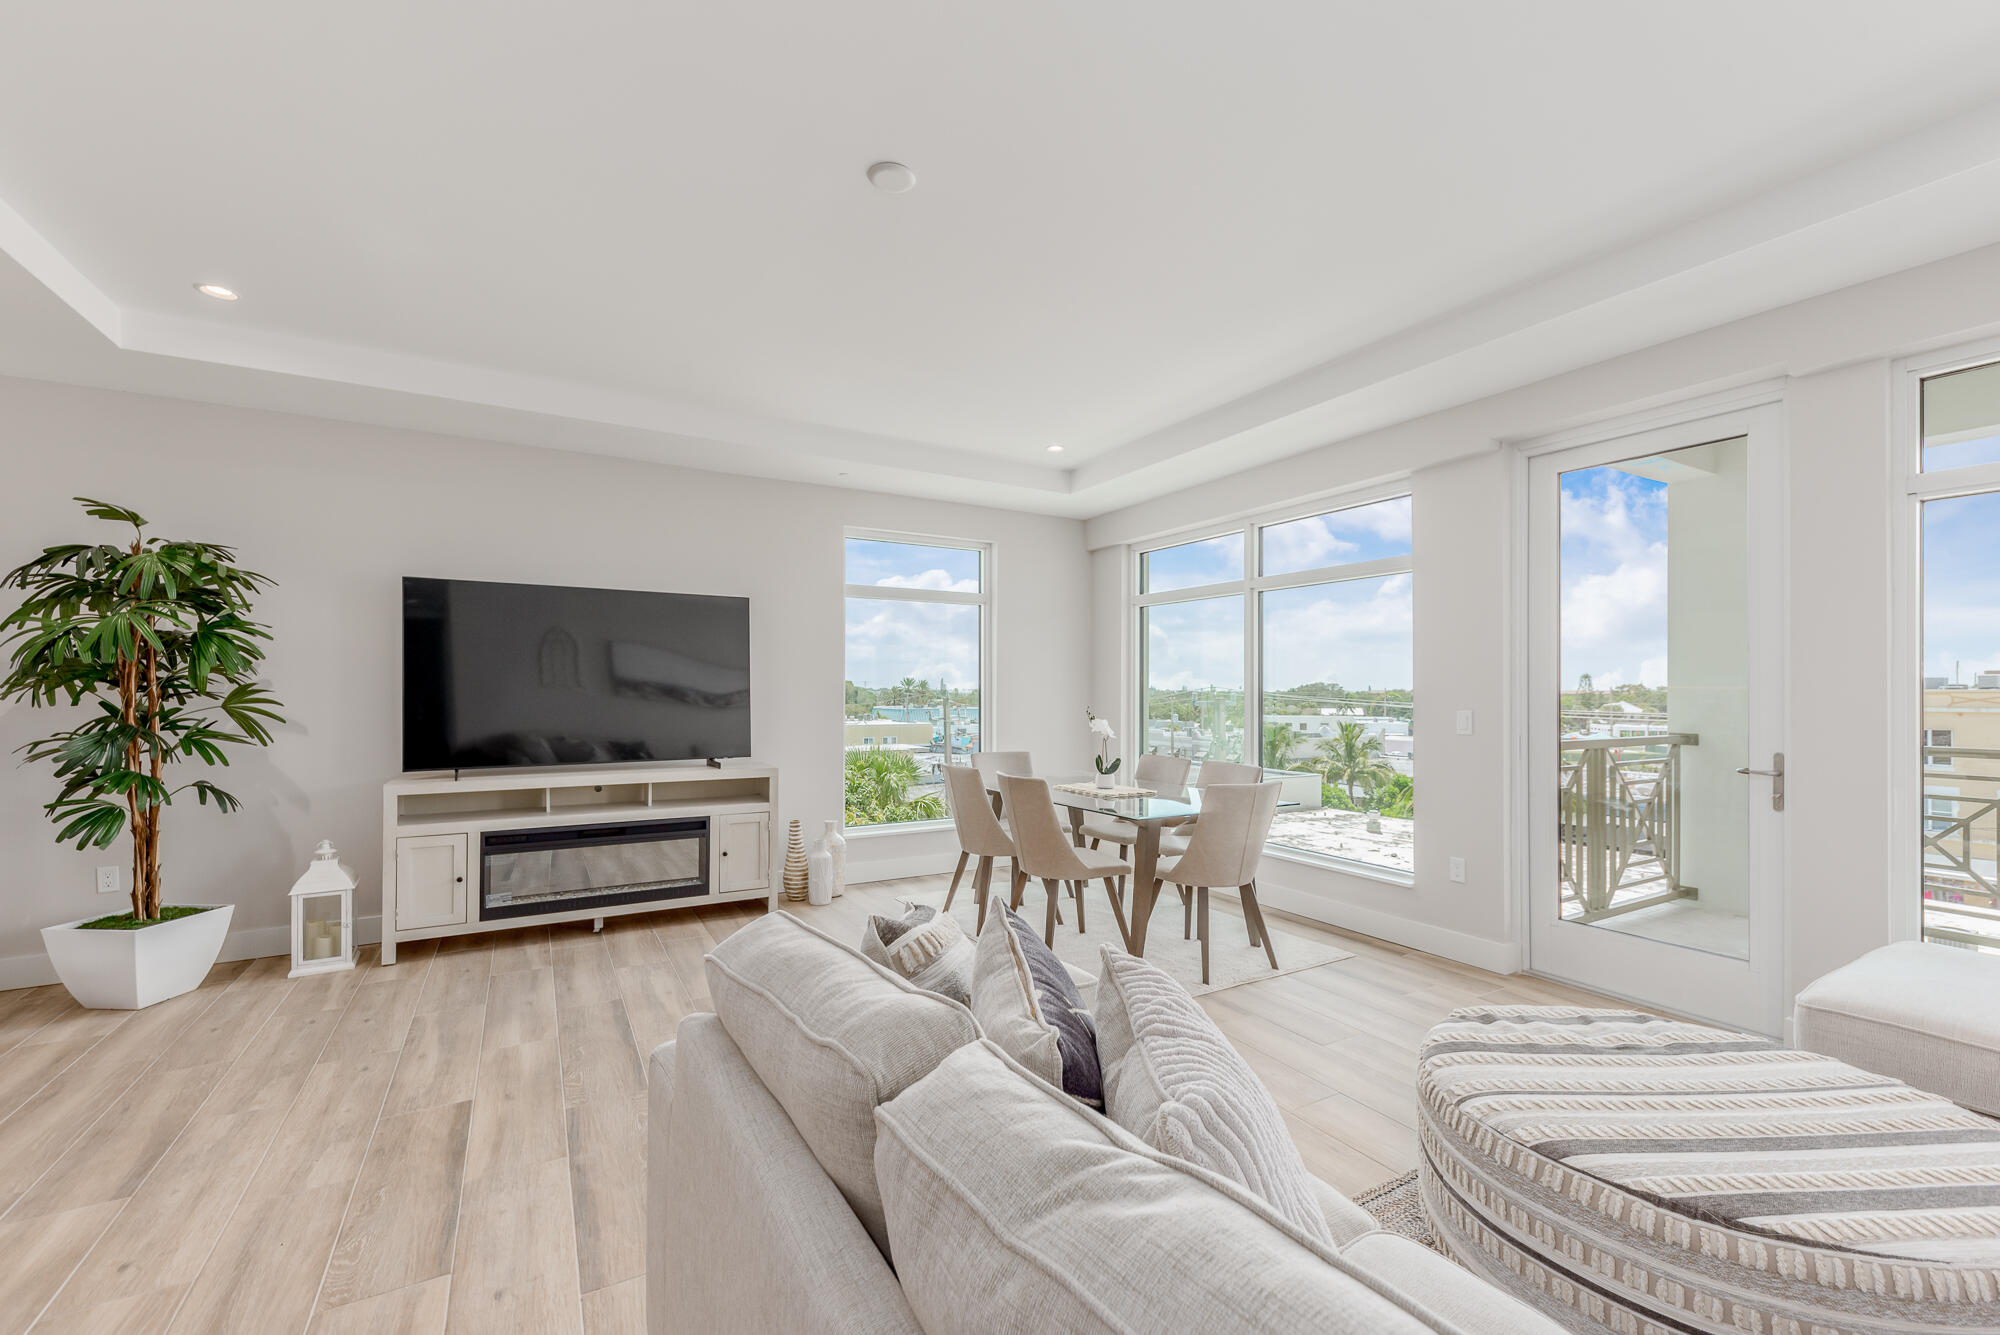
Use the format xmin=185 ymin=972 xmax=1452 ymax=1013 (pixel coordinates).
xmin=393 ymin=768 xmax=776 ymax=829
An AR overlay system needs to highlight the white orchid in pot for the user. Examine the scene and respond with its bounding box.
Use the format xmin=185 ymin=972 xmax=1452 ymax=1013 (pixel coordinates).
xmin=1086 ymin=708 xmax=1119 ymax=789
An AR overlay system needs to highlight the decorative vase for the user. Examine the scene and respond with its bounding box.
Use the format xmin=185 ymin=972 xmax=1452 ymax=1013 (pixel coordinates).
xmin=1096 ymin=770 xmax=1116 ymax=789
xmin=807 ymin=849 xmax=833 ymax=906
xmin=783 ymin=819 xmax=809 ymax=901
xmin=821 ymin=819 xmax=847 ymax=897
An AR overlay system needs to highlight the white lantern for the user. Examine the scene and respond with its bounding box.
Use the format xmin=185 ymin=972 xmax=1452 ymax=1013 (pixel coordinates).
xmin=290 ymin=839 xmax=358 ymax=977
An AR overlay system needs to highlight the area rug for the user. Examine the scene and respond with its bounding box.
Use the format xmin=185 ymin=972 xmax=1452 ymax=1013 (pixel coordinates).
xmin=1353 ymin=1169 xmax=1445 ymax=1254
xmin=917 ymin=883 xmax=1351 ymax=997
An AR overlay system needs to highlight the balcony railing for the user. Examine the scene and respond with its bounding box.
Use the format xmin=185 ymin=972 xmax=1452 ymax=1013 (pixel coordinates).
xmin=1559 ymin=733 xmax=1697 ymax=922
xmin=1922 ymin=745 xmax=2000 ymax=951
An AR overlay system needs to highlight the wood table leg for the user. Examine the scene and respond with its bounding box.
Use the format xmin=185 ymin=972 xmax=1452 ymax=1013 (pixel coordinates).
xmin=1065 ymin=806 xmax=1086 ymax=848
xmin=1128 ymin=823 xmax=1161 ymax=956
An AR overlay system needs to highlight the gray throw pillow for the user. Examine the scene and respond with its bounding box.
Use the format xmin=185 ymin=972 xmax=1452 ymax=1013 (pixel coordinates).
xmin=860 ymin=904 xmax=975 ymax=1005
xmin=971 ymin=905 xmax=1102 ymax=1106
xmin=1093 ymin=944 xmax=1331 ymax=1242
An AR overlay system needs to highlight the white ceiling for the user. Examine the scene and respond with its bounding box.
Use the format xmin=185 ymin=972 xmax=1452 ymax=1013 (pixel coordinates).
xmin=7 ymin=2 xmax=2000 ymax=516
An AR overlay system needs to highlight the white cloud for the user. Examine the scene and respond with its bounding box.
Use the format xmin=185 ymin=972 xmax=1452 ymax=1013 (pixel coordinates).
xmin=845 ymin=599 xmax=979 ymax=688
xmin=1560 ymin=474 xmax=1668 ymax=688
xmin=873 ymin=568 xmax=978 ymax=593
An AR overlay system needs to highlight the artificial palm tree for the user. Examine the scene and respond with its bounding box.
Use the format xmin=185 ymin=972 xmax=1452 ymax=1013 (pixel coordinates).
xmin=0 ymin=499 xmax=284 ymax=923
xmin=1315 ymin=721 xmax=1394 ymax=805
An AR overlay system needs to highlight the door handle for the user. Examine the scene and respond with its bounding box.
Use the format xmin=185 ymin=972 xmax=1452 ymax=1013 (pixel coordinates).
xmin=1734 ymin=752 xmax=1784 ymax=812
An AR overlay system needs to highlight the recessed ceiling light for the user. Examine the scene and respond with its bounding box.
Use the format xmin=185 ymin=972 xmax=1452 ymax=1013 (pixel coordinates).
xmin=866 ymin=161 xmax=917 ymax=194
xmin=195 ymin=283 xmax=238 ymax=301
xmin=1046 ymin=444 xmax=1065 ymax=453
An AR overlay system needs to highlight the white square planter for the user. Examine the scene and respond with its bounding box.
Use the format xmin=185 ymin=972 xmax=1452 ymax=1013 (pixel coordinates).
xmin=41 ymin=904 xmax=235 ymax=1009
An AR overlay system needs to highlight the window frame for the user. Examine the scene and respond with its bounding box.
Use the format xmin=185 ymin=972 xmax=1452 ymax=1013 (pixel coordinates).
xmin=842 ymin=528 xmax=994 ymax=837
xmin=1128 ymin=481 xmax=1415 ymax=882
xmin=1893 ymin=337 xmax=2000 ymax=945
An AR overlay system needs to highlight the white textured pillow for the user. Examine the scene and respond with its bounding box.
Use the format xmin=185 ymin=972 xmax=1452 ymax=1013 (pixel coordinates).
xmin=860 ymin=904 xmax=975 ymax=1004
xmin=1093 ymin=945 xmax=1331 ymax=1242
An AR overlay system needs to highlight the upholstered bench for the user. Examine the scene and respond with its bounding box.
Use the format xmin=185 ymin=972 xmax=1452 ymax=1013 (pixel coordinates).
xmin=1794 ymin=940 xmax=2000 ymax=1117
xmin=1418 ymin=1006 xmax=2000 ymax=1335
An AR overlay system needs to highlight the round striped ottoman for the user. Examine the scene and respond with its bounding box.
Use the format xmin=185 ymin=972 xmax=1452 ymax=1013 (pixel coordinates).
xmin=1417 ymin=1006 xmax=2000 ymax=1335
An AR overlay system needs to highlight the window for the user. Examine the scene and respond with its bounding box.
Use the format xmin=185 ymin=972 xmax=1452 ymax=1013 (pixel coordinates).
xmin=1134 ymin=494 xmax=1414 ymax=875
xmin=1912 ymin=357 xmax=2000 ymax=952
xmin=844 ymin=535 xmax=988 ymax=829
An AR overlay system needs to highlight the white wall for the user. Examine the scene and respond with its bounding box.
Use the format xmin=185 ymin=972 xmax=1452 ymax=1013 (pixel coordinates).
xmin=1084 ymin=240 xmax=2000 ymax=1004
xmin=0 ymin=376 xmax=1092 ymax=982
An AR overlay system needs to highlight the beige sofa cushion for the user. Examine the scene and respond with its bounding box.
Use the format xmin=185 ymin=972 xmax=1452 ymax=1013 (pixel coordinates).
xmin=874 ymin=1040 xmax=1564 ymax=1335
xmin=1094 ymin=944 xmax=1330 ymax=1241
xmin=704 ymin=911 xmax=980 ymax=1257
xmin=1793 ymin=940 xmax=2000 ymax=1115
xmin=648 ymin=1017 xmax=925 ymax=1335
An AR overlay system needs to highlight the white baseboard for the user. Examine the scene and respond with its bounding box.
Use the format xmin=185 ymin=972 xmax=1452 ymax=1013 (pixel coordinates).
xmin=1245 ymin=880 xmax=1523 ymax=974
xmin=847 ymin=852 xmax=959 ymax=885
xmin=841 ymin=849 xmax=1522 ymax=975
xmin=0 ymin=914 xmax=384 ymax=993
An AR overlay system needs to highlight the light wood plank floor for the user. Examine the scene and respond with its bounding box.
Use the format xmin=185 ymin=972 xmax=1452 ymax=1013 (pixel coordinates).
xmin=0 ymin=875 xmax=1618 ymax=1333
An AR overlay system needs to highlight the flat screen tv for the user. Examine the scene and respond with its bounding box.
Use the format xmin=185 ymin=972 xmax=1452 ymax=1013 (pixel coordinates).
xmin=402 ymin=577 xmax=750 ymax=772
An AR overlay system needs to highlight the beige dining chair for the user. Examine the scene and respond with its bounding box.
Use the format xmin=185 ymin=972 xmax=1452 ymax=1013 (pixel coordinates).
xmin=1150 ymin=781 xmax=1283 ymax=984
xmin=972 ymin=750 xmax=1032 ymax=820
xmin=1078 ymin=752 xmax=1192 ymax=858
xmin=941 ymin=763 xmax=1017 ymax=932
xmin=1158 ymin=757 xmax=1267 ymax=858
xmin=998 ymin=774 xmax=1132 ymax=950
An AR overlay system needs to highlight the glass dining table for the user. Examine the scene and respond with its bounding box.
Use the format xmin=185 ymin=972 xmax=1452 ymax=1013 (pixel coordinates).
xmin=979 ymin=775 xmax=1293 ymax=956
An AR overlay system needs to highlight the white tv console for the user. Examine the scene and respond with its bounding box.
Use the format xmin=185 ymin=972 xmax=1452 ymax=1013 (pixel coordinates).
xmin=379 ymin=761 xmax=779 ymax=964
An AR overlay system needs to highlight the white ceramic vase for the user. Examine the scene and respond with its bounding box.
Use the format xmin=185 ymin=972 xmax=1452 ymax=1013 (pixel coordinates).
xmin=1096 ymin=770 xmax=1116 ymax=789
xmin=42 ymin=903 xmax=234 ymax=1010
xmin=821 ymin=819 xmax=846 ymax=897
xmin=807 ymin=850 xmax=833 ymax=906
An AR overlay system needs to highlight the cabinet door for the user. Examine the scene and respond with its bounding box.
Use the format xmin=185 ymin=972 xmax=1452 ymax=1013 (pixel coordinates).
xmin=396 ymin=833 xmax=469 ymax=930
xmin=715 ymin=814 xmax=770 ymax=893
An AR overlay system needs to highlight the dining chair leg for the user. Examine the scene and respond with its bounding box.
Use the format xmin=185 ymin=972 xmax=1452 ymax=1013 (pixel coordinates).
xmin=1010 ymin=862 xmax=1026 ymax=910
xmin=1241 ymin=886 xmax=1259 ymax=947
xmin=1242 ymin=880 xmax=1279 ymax=970
xmin=1183 ymin=886 xmax=1193 ymax=940
xmin=944 ymin=851 xmax=970 ymax=912
xmin=1119 ymin=845 xmax=1128 ymax=862
xmin=1089 ymin=838 xmax=1100 ymax=851
xmin=972 ymin=856 xmax=994 ymax=932
xmin=1101 ymin=877 xmax=1131 ymax=951
xmin=1197 ymin=887 xmax=1210 ymax=985
xmin=1071 ymin=880 xmax=1086 ymax=933
xmin=1041 ymin=878 xmax=1062 ymax=947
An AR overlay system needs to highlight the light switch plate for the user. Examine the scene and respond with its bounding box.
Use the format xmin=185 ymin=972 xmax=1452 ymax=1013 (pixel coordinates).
xmin=95 ymin=865 xmax=120 ymax=895
xmin=1448 ymin=857 xmax=1466 ymax=883
xmin=1455 ymin=710 xmax=1473 ymax=735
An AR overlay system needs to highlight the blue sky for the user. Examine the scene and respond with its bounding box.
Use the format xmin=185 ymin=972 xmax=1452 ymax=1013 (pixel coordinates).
xmin=844 ymin=539 xmax=982 ymax=690
xmin=1142 ymin=497 xmax=1415 ymax=695
xmin=1924 ymin=487 xmax=2000 ymax=682
xmin=1559 ymin=466 xmax=1668 ymax=689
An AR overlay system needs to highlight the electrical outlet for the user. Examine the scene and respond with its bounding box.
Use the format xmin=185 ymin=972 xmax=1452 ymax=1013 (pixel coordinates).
xmin=95 ymin=865 xmax=120 ymax=895
xmin=1455 ymin=710 xmax=1473 ymax=735
xmin=1448 ymin=857 xmax=1466 ymax=883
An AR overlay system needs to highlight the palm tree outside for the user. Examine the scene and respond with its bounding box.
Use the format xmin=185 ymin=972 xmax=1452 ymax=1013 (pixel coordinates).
xmin=1261 ymin=721 xmax=1300 ymax=771
xmin=1315 ymin=721 xmax=1394 ymax=804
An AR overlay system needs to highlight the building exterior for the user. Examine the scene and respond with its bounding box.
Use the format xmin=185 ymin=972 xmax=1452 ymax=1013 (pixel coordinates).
xmin=843 ymin=719 xmax=933 ymax=749
xmin=1921 ymin=684 xmax=2000 ymax=938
